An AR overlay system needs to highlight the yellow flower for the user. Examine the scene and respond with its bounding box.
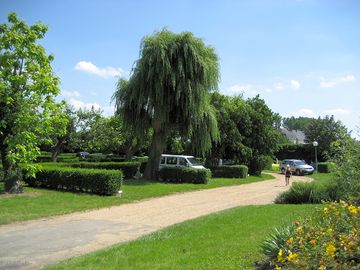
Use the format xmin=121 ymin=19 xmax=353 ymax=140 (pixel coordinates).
xmin=326 ymin=243 xmax=336 ymax=256
xmin=319 ymin=265 xmax=327 ymax=270
xmin=275 ymin=265 xmax=282 ymax=270
xmin=323 ymin=207 xmax=329 ymax=215
xmin=277 ymin=249 xmax=284 ymax=263
xmin=326 ymin=228 xmax=333 ymax=234
xmin=310 ymin=239 xmax=317 ymax=246
xmin=348 ymin=205 xmax=358 ymax=214
xmin=287 ymin=237 xmax=294 ymax=245
xmin=296 ymin=226 xmax=304 ymax=234
xmin=287 ymin=251 xmax=299 ymax=262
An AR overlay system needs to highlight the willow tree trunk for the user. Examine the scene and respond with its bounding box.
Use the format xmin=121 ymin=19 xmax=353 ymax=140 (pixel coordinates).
xmin=124 ymin=139 xmax=141 ymax=161
xmin=143 ymin=128 xmax=168 ymax=180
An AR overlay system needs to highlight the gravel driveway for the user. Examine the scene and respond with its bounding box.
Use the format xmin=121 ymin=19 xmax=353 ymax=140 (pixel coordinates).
xmin=0 ymin=173 xmax=311 ymax=270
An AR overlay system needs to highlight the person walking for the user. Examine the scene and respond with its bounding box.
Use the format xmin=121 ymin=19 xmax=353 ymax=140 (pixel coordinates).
xmin=285 ymin=164 xmax=292 ymax=186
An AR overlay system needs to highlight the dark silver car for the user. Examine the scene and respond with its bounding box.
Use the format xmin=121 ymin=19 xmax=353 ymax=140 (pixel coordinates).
xmin=280 ymin=159 xmax=314 ymax=175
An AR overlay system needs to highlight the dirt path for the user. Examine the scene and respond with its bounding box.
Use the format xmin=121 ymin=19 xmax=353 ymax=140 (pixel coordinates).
xmin=0 ymin=173 xmax=311 ymax=270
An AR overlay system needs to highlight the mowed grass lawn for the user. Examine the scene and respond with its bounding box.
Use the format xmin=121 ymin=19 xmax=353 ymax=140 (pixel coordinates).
xmin=0 ymin=174 xmax=273 ymax=225
xmin=46 ymin=204 xmax=318 ymax=270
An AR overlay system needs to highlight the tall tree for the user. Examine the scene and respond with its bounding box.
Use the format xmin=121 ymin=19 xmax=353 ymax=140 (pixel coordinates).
xmin=282 ymin=116 xmax=314 ymax=131
xmin=0 ymin=13 xmax=60 ymax=192
xmin=114 ymin=29 xmax=220 ymax=179
xmin=245 ymin=96 xmax=282 ymax=175
xmin=304 ymin=115 xmax=349 ymax=159
xmin=208 ymin=93 xmax=282 ymax=174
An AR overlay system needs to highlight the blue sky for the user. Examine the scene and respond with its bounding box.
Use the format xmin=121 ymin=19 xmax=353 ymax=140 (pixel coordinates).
xmin=1 ymin=0 xmax=359 ymax=137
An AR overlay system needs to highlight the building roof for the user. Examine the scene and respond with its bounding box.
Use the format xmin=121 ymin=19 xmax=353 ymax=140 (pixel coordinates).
xmin=281 ymin=128 xmax=306 ymax=144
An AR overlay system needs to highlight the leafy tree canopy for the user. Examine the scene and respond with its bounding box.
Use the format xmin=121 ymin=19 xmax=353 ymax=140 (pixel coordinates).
xmin=0 ymin=12 xmax=62 ymax=192
xmin=282 ymin=116 xmax=314 ymax=131
xmin=114 ymin=29 xmax=220 ymax=179
xmin=304 ymin=115 xmax=350 ymax=159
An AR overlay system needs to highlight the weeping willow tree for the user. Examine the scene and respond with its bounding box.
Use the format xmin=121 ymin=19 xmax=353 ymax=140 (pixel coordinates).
xmin=114 ymin=29 xmax=220 ymax=180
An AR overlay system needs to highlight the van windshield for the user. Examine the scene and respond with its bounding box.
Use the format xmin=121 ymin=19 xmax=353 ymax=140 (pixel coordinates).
xmin=187 ymin=158 xmax=201 ymax=166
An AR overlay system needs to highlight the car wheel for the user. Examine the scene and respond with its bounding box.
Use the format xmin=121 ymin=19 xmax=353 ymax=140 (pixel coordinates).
xmin=281 ymin=168 xmax=285 ymax=174
xmin=295 ymin=169 xmax=301 ymax=176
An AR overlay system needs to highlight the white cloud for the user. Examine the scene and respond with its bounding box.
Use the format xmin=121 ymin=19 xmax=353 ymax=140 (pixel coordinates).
xmin=226 ymin=84 xmax=261 ymax=96
xmin=290 ymin=108 xmax=316 ymax=118
xmin=320 ymin=81 xmax=336 ymax=88
xmin=67 ymin=98 xmax=115 ymax=116
xmin=69 ymin=98 xmax=101 ymax=111
xmin=61 ymin=90 xmax=80 ymax=98
xmin=324 ymin=108 xmax=351 ymax=115
xmin=226 ymin=83 xmax=275 ymax=97
xmin=290 ymin=80 xmax=300 ymax=89
xmin=102 ymin=105 xmax=115 ymax=116
xmin=340 ymin=75 xmax=356 ymax=82
xmin=274 ymin=82 xmax=284 ymax=90
xmin=320 ymin=74 xmax=356 ymax=88
xmin=74 ymin=61 xmax=126 ymax=78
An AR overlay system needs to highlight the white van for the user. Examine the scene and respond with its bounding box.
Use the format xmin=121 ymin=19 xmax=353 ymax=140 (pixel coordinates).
xmin=159 ymin=154 xmax=205 ymax=169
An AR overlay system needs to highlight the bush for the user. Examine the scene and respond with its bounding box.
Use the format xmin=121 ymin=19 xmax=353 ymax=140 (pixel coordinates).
xmin=78 ymin=153 xmax=125 ymax=162
xmin=271 ymin=163 xmax=279 ymax=172
xmin=36 ymin=153 xmax=79 ymax=163
xmin=158 ymin=167 xmax=211 ymax=184
xmin=66 ymin=162 xmax=140 ymax=179
xmin=249 ymin=155 xmax=272 ymax=176
xmin=317 ymin=162 xmax=335 ymax=173
xmin=275 ymin=180 xmax=340 ymax=204
xmin=209 ymin=165 xmax=248 ymax=178
xmin=262 ymin=202 xmax=360 ymax=269
xmin=260 ymin=155 xmax=273 ymax=170
xmin=25 ymin=166 xmax=122 ymax=195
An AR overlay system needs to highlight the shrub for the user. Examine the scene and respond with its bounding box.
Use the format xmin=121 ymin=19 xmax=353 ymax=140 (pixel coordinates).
xmin=25 ymin=166 xmax=122 ymax=195
xmin=66 ymin=162 xmax=140 ymax=179
xmin=271 ymin=163 xmax=279 ymax=172
xmin=261 ymin=155 xmax=274 ymax=170
xmin=317 ymin=162 xmax=335 ymax=173
xmin=209 ymin=165 xmax=248 ymax=178
xmin=275 ymin=180 xmax=340 ymax=204
xmin=262 ymin=202 xmax=360 ymax=269
xmin=249 ymin=155 xmax=272 ymax=176
xmin=78 ymin=153 xmax=125 ymax=162
xmin=158 ymin=167 xmax=211 ymax=184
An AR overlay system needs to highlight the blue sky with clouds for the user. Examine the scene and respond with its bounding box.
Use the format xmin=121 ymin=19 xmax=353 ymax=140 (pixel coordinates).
xmin=1 ymin=0 xmax=359 ymax=137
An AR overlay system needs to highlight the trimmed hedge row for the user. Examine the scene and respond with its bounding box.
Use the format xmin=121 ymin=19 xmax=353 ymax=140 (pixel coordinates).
xmin=36 ymin=156 xmax=79 ymax=163
xmin=84 ymin=154 xmax=125 ymax=163
xmin=25 ymin=166 xmax=123 ymax=195
xmin=317 ymin=162 xmax=336 ymax=173
xmin=65 ymin=162 xmax=140 ymax=179
xmin=159 ymin=167 xmax=211 ymax=184
xmin=209 ymin=165 xmax=248 ymax=178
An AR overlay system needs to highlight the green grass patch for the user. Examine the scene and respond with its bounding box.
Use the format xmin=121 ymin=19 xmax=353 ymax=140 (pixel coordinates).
xmin=0 ymin=174 xmax=273 ymax=225
xmin=45 ymin=204 xmax=318 ymax=270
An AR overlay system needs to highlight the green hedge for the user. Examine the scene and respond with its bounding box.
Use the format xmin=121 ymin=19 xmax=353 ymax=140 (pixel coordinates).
xmin=317 ymin=162 xmax=336 ymax=173
xmin=159 ymin=167 xmax=211 ymax=184
xmin=40 ymin=162 xmax=141 ymax=179
xmin=84 ymin=154 xmax=125 ymax=163
xmin=209 ymin=165 xmax=248 ymax=178
xmin=24 ymin=166 xmax=123 ymax=195
xmin=66 ymin=162 xmax=140 ymax=179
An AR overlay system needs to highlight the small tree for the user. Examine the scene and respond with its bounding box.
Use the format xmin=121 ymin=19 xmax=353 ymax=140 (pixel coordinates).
xmin=114 ymin=30 xmax=220 ymax=179
xmin=0 ymin=13 xmax=60 ymax=192
xmin=304 ymin=115 xmax=349 ymax=159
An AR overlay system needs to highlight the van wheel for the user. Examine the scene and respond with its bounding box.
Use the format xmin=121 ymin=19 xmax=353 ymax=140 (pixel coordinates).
xmin=295 ymin=169 xmax=301 ymax=176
